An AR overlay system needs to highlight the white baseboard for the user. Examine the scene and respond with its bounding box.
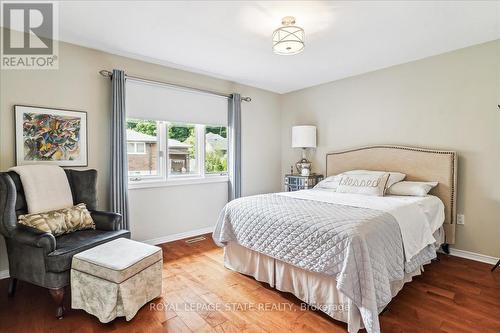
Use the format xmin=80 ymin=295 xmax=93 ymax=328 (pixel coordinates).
xmin=449 ymin=248 xmax=498 ymax=265
xmin=141 ymin=226 xmax=214 ymax=245
xmin=0 ymin=269 xmax=10 ymax=280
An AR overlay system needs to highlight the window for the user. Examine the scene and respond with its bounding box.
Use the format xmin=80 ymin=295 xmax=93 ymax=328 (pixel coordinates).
xmin=126 ymin=117 xmax=228 ymax=185
xmin=127 ymin=142 xmax=146 ymax=154
xmin=126 ymin=119 xmax=162 ymax=179
xmin=126 ymin=80 xmax=228 ymax=187
xmin=205 ymin=126 xmax=228 ymax=174
xmin=168 ymin=123 xmax=198 ymax=176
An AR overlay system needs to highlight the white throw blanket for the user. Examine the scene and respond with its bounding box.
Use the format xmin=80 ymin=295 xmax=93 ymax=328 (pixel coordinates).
xmin=9 ymin=165 xmax=73 ymax=214
xmin=278 ymin=189 xmax=444 ymax=262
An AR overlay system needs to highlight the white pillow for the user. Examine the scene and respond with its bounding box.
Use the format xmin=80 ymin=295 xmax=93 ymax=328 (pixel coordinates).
xmin=387 ymin=181 xmax=438 ymax=196
xmin=314 ymin=170 xmax=405 ymax=192
xmin=344 ymin=170 xmax=406 ymax=188
xmin=336 ymin=173 xmax=390 ymax=196
xmin=314 ymin=175 xmax=341 ymax=190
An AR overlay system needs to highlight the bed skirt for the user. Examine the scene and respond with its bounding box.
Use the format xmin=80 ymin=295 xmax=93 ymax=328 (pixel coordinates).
xmin=224 ymin=241 xmax=425 ymax=333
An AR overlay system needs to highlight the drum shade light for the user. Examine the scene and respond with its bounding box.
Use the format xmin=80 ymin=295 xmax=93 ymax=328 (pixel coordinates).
xmin=272 ymin=16 xmax=305 ymax=55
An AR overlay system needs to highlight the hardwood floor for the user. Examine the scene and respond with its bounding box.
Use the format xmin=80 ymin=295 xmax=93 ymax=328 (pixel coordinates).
xmin=0 ymin=234 xmax=499 ymax=333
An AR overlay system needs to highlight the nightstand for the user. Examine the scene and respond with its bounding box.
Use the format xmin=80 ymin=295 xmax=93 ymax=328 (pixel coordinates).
xmin=284 ymin=174 xmax=324 ymax=192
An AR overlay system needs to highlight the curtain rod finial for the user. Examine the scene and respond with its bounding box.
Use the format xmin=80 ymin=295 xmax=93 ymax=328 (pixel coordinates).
xmin=99 ymin=70 xmax=112 ymax=78
xmin=242 ymin=97 xmax=252 ymax=102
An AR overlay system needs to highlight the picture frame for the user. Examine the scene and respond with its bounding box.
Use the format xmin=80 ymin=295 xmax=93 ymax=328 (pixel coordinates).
xmin=15 ymin=105 xmax=88 ymax=167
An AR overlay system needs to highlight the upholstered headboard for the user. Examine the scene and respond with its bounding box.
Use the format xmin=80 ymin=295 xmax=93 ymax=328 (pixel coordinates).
xmin=326 ymin=145 xmax=457 ymax=244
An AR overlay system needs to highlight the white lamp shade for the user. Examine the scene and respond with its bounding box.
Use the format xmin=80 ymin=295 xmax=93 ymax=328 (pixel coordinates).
xmin=292 ymin=126 xmax=316 ymax=148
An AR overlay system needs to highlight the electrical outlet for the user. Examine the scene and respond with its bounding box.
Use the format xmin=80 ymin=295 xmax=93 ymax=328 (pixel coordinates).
xmin=457 ymin=214 xmax=465 ymax=225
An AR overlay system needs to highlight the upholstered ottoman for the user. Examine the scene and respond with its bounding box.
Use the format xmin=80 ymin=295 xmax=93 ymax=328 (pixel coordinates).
xmin=71 ymin=238 xmax=162 ymax=323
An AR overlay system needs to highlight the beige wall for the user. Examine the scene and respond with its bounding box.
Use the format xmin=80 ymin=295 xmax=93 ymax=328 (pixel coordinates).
xmin=281 ymin=40 xmax=500 ymax=257
xmin=0 ymin=32 xmax=282 ymax=274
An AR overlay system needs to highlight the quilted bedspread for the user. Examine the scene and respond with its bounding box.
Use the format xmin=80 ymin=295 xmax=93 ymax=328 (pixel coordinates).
xmin=213 ymin=193 xmax=436 ymax=333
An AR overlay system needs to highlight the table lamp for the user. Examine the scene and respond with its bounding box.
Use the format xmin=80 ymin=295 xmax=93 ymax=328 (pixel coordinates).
xmin=292 ymin=125 xmax=316 ymax=176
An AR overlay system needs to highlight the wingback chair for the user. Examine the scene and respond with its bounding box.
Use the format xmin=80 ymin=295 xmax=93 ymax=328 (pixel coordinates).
xmin=0 ymin=169 xmax=131 ymax=318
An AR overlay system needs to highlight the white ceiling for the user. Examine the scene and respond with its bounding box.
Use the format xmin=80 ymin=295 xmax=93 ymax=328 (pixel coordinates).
xmin=53 ymin=1 xmax=500 ymax=92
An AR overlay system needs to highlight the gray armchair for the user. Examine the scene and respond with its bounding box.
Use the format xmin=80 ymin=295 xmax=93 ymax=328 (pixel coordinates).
xmin=0 ymin=169 xmax=130 ymax=318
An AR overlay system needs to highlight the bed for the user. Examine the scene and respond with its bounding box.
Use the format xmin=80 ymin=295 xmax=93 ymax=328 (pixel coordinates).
xmin=213 ymin=145 xmax=457 ymax=333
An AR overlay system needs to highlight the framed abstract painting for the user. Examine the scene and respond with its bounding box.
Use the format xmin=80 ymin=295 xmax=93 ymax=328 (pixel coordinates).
xmin=15 ymin=105 xmax=88 ymax=166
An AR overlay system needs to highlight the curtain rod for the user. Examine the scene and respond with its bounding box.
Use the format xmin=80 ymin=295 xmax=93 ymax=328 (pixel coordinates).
xmin=99 ymin=70 xmax=251 ymax=102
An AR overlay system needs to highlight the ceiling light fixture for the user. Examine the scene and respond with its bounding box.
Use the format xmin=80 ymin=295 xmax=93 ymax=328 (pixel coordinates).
xmin=272 ymin=16 xmax=305 ymax=55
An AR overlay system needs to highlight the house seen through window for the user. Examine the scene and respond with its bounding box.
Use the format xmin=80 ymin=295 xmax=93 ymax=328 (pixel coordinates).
xmin=126 ymin=119 xmax=160 ymax=177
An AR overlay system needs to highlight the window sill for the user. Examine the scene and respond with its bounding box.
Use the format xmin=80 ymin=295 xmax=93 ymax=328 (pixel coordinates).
xmin=128 ymin=176 xmax=228 ymax=190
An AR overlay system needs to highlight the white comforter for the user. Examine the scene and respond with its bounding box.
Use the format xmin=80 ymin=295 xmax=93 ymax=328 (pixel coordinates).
xmin=279 ymin=189 xmax=445 ymax=262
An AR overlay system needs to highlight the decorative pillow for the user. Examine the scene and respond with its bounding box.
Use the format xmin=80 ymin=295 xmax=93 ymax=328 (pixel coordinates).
xmin=336 ymin=173 xmax=390 ymax=196
xmin=314 ymin=170 xmax=405 ymax=192
xmin=386 ymin=181 xmax=438 ymax=197
xmin=343 ymin=170 xmax=406 ymax=188
xmin=18 ymin=203 xmax=95 ymax=236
